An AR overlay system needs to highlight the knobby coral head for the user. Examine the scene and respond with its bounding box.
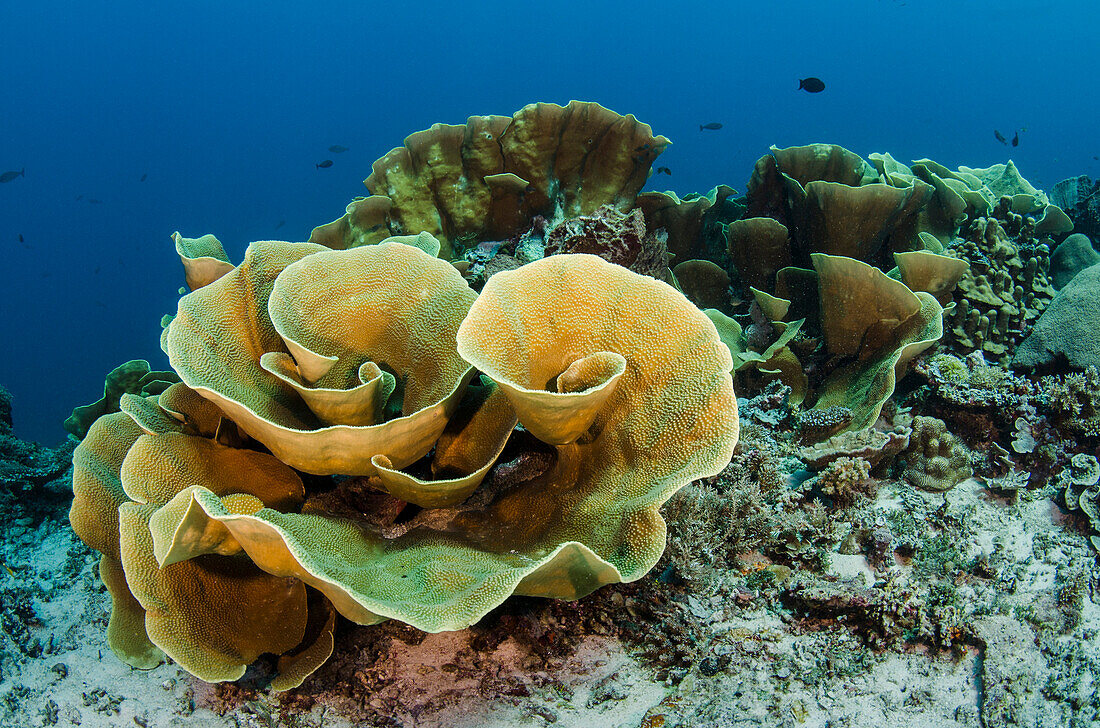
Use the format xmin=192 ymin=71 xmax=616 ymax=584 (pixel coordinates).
xmin=70 ymin=236 xmax=738 ymax=688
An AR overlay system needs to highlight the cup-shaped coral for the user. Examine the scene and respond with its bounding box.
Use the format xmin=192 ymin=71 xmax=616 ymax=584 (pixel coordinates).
xmin=154 ymin=253 xmax=736 ymax=636
xmin=70 ymin=385 xmax=336 ymax=689
xmin=72 ymin=240 xmax=739 ymax=688
xmin=163 ymin=240 xmax=477 ymax=477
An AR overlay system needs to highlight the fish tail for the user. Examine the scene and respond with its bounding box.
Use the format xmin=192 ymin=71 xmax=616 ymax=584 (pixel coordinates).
xmin=699 ymin=125 xmax=703 ymax=131
xmin=798 ymin=79 xmax=803 ymax=89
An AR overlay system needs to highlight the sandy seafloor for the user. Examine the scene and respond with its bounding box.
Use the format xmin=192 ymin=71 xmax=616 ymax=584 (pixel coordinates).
xmin=2 ymin=441 xmax=1098 ymax=728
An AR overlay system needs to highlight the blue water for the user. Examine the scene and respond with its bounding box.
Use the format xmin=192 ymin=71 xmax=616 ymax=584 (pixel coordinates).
xmin=1 ymin=0 xmax=1098 ymax=443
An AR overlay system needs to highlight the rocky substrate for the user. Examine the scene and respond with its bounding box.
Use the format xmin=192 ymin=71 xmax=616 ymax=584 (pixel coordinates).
xmin=1 ymin=452 xmax=1098 ymax=728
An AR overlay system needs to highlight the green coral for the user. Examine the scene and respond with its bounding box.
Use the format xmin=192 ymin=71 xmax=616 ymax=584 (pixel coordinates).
xmin=65 ymin=360 xmax=179 ymax=440
xmin=1045 ymin=366 xmax=1100 ymax=438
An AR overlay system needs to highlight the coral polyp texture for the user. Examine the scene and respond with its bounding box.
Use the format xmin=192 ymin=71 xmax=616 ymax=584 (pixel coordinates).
xmin=70 ymin=225 xmax=737 ymax=687
xmin=308 ymin=100 xmax=670 ymax=260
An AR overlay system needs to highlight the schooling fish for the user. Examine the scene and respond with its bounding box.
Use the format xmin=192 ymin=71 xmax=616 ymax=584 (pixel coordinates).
xmin=140 ymin=173 xmax=148 ymax=182
xmin=316 ymin=160 xmax=334 ymax=169
xmin=274 ymin=219 xmax=286 ymax=230
xmin=994 ymin=130 xmax=1008 ymax=145
xmin=328 ymin=145 xmax=349 ymax=153
xmin=699 ymin=122 xmax=723 ymax=131
xmin=798 ymin=77 xmax=825 ymax=93
xmin=18 ymin=234 xmax=23 ymax=242
xmin=0 ymin=168 xmax=24 ymax=183
xmin=1011 ymin=131 xmax=1019 ymax=147
xmin=656 ymin=166 xmax=672 ymax=175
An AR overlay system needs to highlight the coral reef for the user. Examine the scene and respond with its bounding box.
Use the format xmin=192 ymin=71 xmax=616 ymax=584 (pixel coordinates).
xmin=6 ymin=102 xmax=1099 ymax=728
xmin=942 ymin=201 xmax=1058 ymax=364
xmin=1051 ymin=174 xmax=1100 ymax=243
xmin=1016 ymin=262 xmax=1100 ymax=369
xmin=900 ymin=416 xmax=973 ymax=492
xmin=309 ymin=101 xmax=670 ymax=260
xmin=1057 ymin=454 xmax=1100 ymax=550
xmin=1049 ymin=233 xmax=1099 ymax=289
xmin=69 ymin=237 xmax=737 ymax=687
xmin=64 ymin=360 xmax=179 ymax=440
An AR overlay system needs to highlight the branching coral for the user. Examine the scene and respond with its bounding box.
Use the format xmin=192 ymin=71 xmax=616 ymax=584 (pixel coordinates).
xmin=943 ymin=201 xmax=1058 ymax=364
xmin=1043 ymin=366 xmax=1100 ymax=437
xmin=813 ymin=456 xmax=875 ymax=508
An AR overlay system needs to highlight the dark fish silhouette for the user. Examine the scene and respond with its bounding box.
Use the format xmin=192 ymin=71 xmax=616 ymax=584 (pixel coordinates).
xmin=275 ymin=219 xmax=286 ymax=230
xmin=656 ymin=167 xmax=672 ymax=176
xmin=0 ymin=168 xmax=24 ymax=183
xmin=994 ymin=130 xmax=1008 ymax=145
xmin=1011 ymin=131 xmax=1019 ymax=147
xmin=75 ymin=194 xmax=83 ymax=201
xmin=18 ymin=234 xmax=23 ymax=242
xmin=140 ymin=173 xmax=148 ymax=182
xmin=328 ymin=145 xmax=349 ymax=153
xmin=88 ymin=198 xmax=103 ymax=204
xmin=316 ymin=160 xmax=334 ymax=169
xmin=798 ymin=77 xmax=825 ymax=93
xmin=699 ymin=122 xmax=723 ymax=131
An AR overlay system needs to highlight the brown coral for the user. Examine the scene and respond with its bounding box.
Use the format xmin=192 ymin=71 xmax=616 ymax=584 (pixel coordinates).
xmin=901 ymin=416 xmax=973 ymax=492
xmin=311 ymin=101 xmax=670 ymax=259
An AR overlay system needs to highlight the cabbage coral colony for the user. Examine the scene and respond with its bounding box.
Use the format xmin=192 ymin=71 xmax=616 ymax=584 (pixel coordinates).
xmin=69 ymin=100 xmax=1069 ymax=689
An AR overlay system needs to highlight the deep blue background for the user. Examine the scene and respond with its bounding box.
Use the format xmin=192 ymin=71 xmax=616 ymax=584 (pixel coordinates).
xmin=2 ymin=0 xmax=1097 ymax=444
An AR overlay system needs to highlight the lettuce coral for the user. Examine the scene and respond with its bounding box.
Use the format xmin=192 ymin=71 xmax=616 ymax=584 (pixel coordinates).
xmin=309 ymin=101 xmax=670 ymax=260
xmin=70 ymin=235 xmax=737 ymax=688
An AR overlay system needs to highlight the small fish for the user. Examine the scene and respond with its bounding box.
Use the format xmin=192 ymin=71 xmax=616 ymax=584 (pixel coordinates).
xmin=75 ymin=194 xmax=83 ymax=201
xmin=18 ymin=234 xmax=23 ymax=243
xmin=994 ymin=130 xmax=1007 ymax=145
xmin=634 ymin=143 xmax=651 ymax=152
xmin=0 ymin=168 xmax=24 ymax=183
xmin=274 ymin=219 xmax=286 ymax=230
xmin=94 ymin=266 xmax=101 ymax=274
xmin=88 ymin=198 xmax=103 ymax=204
xmin=699 ymin=122 xmax=723 ymax=131
xmin=656 ymin=166 xmax=672 ymax=176
xmin=140 ymin=173 xmax=147 ymax=182
xmin=328 ymin=145 xmax=349 ymax=153
xmin=1011 ymin=131 xmax=1019 ymax=147
xmin=798 ymin=77 xmax=825 ymax=93
xmin=1093 ymin=156 xmax=1098 ymax=161
xmin=316 ymin=160 xmax=334 ymax=169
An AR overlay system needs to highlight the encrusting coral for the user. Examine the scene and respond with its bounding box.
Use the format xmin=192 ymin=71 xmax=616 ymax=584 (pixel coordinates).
xmin=1057 ymin=454 xmax=1100 ymax=551
xmin=70 ymin=231 xmax=737 ymax=688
